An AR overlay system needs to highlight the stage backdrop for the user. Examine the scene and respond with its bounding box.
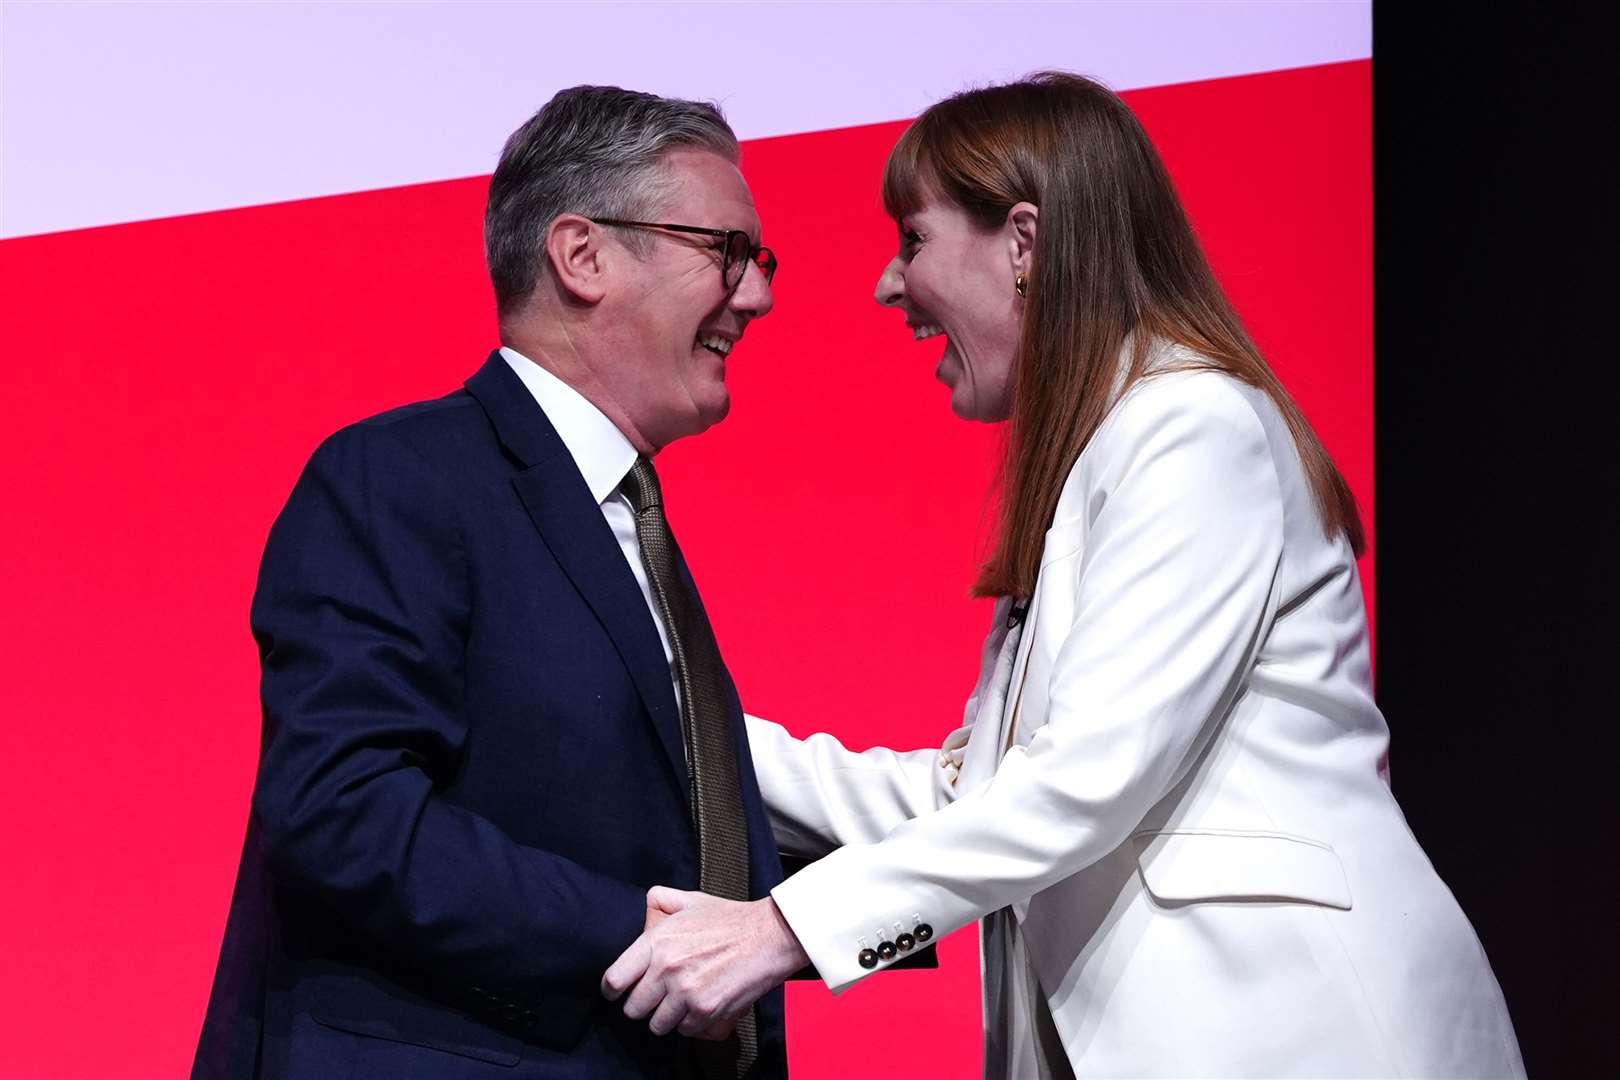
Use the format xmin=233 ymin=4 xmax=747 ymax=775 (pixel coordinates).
xmin=0 ymin=4 xmax=1371 ymax=1077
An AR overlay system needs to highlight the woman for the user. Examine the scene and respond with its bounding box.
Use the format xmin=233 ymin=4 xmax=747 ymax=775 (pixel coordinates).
xmin=744 ymin=73 xmax=1525 ymax=1078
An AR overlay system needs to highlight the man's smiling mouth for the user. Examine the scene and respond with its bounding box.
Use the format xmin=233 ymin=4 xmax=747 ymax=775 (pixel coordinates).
xmin=697 ymin=334 xmax=734 ymax=358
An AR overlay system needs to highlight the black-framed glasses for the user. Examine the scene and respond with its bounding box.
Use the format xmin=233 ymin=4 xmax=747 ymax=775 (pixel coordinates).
xmin=590 ymin=218 xmax=777 ymax=293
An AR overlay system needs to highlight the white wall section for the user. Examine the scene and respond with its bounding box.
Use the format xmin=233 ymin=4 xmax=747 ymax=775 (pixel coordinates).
xmin=0 ymin=1 xmax=1370 ymax=238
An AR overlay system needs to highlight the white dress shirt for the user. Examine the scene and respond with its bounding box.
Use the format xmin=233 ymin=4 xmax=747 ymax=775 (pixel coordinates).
xmin=500 ymin=346 xmax=681 ymax=715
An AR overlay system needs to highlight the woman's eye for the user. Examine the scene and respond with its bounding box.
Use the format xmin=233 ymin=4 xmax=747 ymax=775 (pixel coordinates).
xmin=902 ymin=229 xmax=924 ymax=253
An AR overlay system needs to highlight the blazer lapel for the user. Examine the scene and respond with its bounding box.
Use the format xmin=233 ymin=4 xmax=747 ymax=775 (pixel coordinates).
xmin=465 ymin=352 xmax=689 ymax=796
xmin=998 ymin=589 xmax=1043 ymax=750
xmin=992 ymin=525 xmax=1088 ymax=762
xmin=958 ymin=600 xmax=1031 ymax=789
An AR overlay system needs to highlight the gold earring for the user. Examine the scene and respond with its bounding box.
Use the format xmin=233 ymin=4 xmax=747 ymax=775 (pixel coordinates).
xmin=1014 ymin=272 xmax=1028 ymax=298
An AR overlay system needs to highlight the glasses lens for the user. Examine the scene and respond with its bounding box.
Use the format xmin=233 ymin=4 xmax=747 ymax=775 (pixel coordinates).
xmin=724 ymin=232 xmax=750 ymax=292
xmin=754 ymin=246 xmax=777 ymax=285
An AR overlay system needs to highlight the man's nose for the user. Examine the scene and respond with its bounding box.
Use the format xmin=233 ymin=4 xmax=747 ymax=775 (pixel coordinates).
xmin=729 ymin=260 xmax=775 ymax=318
xmin=874 ymin=256 xmax=905 ymax=307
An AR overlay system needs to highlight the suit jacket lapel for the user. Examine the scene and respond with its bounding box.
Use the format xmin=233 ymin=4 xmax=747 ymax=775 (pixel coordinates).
xmin=464 ymin=352 xmax=689 ymax=796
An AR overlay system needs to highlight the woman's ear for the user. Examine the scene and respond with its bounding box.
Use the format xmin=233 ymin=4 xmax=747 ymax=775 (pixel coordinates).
xmin=1007 ymin=201 xmax=1039 ymax=276
xmin=545 ymin=214 xmax=608 ymax=304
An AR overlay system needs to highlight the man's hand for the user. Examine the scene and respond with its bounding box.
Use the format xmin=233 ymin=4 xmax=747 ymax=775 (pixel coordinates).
xmin=642 ymin=889 xmax=674 ymax=934
xmin=601 ymin=887 xmax=809 ymax=1039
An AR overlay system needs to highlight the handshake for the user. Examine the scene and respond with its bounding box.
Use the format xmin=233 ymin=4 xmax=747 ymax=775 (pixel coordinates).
xmin=600 ymin=887 xmax=810 ymax=1040
xmin=599 ymin=723 xmax=970 ymax=1039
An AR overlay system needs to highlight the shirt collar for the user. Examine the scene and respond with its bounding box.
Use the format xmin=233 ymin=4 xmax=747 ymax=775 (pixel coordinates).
xmin=499 ymin=346 xmax=637 ymax=505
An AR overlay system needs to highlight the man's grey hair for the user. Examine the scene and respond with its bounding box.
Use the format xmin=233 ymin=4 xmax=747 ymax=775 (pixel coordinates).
xmin=485 ymin=85 xmax=740 ymax=316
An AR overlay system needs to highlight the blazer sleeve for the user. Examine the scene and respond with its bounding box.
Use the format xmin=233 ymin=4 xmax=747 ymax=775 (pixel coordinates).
xmin=249 ymin=421 xmax=645 ymax=995
xmin=770 ymin=376 xmax=1286 ymax=992
xmin=742 ymin=597 xmax=1013 ymax=857
xmin=742 ymin=715 xmax=951 ymax=858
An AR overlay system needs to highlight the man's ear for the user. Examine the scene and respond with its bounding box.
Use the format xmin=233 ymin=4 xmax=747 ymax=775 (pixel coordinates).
xmin=545 ymin=214 xmax=608 ymax=303
xmin=1007 ymin=201 xmax=1039 ymax=277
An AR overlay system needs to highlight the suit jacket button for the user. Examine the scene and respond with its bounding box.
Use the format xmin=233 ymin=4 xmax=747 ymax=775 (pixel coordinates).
xmin=858 ymin=948 xmax=879 ymax=969
xmin=914 ymin=923 xmax=934 ymax=943
xmin=877 ymin=940 xmax=898 ymax=961
xmin=895 ymin=932 xmax=915 ymax=952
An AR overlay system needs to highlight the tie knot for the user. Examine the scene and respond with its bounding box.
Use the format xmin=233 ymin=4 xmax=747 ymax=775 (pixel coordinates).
xmin=621 ymin=456 xmax=664 ymax=515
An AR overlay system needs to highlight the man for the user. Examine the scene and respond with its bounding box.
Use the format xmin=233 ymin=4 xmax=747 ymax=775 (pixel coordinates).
xmin=193 ymin=85 xmax=789 ymax=1078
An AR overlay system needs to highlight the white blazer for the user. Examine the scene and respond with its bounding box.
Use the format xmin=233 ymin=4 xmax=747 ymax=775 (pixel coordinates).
xmin=754 ymin=360 xmax=1524 ymax=1078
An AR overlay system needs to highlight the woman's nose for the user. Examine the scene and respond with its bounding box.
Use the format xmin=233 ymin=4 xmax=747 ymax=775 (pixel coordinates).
xmin=874 ymin=256 xmax=905 ymax=307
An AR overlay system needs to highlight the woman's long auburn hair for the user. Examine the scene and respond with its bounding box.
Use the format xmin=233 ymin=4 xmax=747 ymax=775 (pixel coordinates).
xmin=883 ymin=72 xmax=1366 ymax=599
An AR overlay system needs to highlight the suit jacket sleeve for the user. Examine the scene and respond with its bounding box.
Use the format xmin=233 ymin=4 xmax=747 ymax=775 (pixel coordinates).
xmin=770 ymin=376 xmax=1286 ymax=992
xmin=250 ymin=420 xmax=645 ymax=994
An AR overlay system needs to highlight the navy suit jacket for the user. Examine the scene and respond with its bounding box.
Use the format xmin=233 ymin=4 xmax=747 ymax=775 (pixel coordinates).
xmin=192 ymin=352 xmax=788 ymax=1078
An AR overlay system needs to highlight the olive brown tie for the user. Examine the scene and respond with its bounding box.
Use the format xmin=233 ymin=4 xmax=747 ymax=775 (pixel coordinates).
xmin=620 ymin=456 xmax=756 ymax=1078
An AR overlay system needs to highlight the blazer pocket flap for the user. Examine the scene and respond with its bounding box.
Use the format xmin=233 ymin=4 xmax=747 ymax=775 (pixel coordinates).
xmin=307 ymin=968 xmax=590 ymax=1066
xmin=1131 ymin=830 xmax=1352 ymax=910
xmin=312 ymin=1011 xmax=521 ymax=1067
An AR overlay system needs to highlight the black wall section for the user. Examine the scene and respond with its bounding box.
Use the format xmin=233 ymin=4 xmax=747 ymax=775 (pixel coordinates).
xmin=1375 ymin=7 xmax=1616 ymax=1076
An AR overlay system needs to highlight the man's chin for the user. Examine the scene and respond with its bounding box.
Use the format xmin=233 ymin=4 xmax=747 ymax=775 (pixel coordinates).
xmin=662 ymin=391 xmax=731 ymax=447
xmin=698 ymin=392 xmax=732 ymax=429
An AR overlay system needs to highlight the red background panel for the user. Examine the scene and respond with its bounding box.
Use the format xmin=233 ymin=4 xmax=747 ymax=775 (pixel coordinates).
xmin=0 ymin=60 xmax=1369 ymax=1077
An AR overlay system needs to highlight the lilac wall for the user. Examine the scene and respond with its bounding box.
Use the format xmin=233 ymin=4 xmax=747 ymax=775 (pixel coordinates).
xmin=1 ymin=1 xmax=1369 ymax=238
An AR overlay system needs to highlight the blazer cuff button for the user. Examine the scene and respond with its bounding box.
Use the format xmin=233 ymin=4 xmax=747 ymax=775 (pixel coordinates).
xmin=895 ymin=932 xmax=915 ymax=952
xmin=913 ymin=923 xmax=934 ymax=943
xmin=877 ymin=940 xmax=898 ymax=961
xmin=857 ymin=948 xmax=879 ymax=969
